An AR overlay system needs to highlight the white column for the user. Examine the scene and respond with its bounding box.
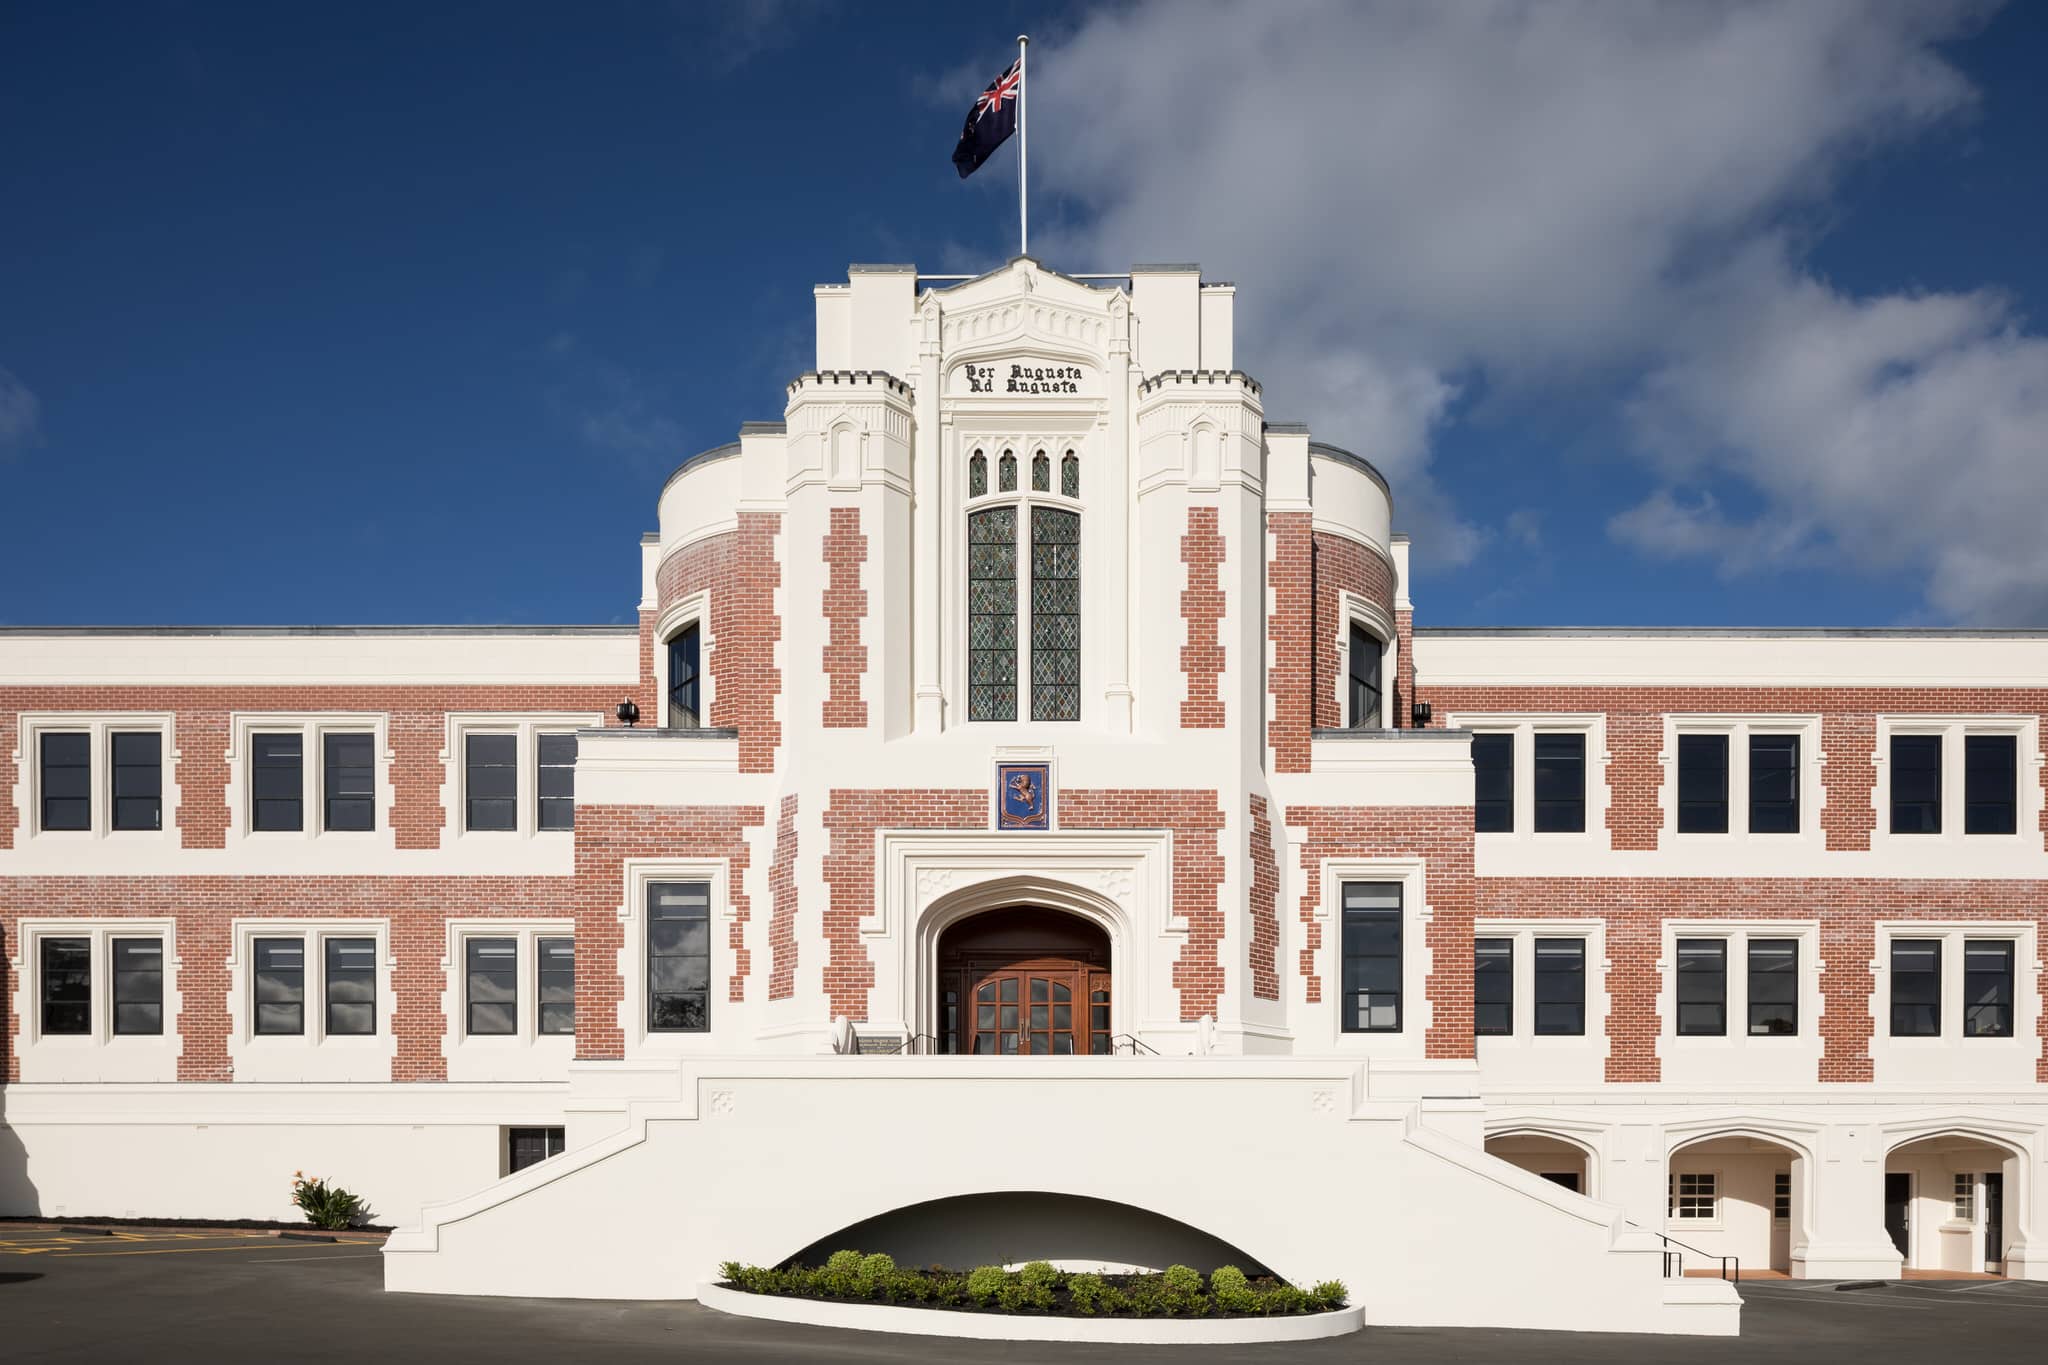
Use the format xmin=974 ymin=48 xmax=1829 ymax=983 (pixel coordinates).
xmin=1101 ymin=295 xmax=1135 ymax=731
xmin=913 ymin=296 xmax=945 ymax=732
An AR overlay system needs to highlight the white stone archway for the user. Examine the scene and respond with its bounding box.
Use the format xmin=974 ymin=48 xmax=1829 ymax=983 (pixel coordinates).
xmin=863 ymin=829 xmax=1180 ymax=1044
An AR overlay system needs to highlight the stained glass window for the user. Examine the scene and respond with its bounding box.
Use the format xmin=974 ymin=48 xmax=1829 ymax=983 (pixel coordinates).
xmin=998 ymin=449 xmax=1017 ymax=492
xmin=1030 ymin=506 xmax=1081 ymax=720
xmin=968 ymin=507 xmax=1018 ymax=721
xmin=1032 ymin=449 xmax=1050 ymax=492
xmin=968 ymin=449 xmax=987 ymax=498
xmin=1061 ymin=450 xmax=1079 ymax=498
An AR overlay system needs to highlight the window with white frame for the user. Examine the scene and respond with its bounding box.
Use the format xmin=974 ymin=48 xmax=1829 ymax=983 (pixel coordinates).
xmin=445 ymin=716 xmax=596 ymax=838
xmin=1456 ymin=718 xmax=1605 ymax=838
xmin=1472 ymin=924 xmax=1604 ymax=1042
xmin=1664 ymin=925 xmax=1816 ymax=1043
xmin=19 ymin=922 xmax=176 ymax=1047
xmin=1346 ymin=621 xmax=1385 ymax=729
xmin=1665 ymin=717 xmax=1819 ymax=840
xmin=965 ymin=441 xmax=1081 ymax=722
xmin=647 ymin=881 xmax=712 ymax=1032
xmin=1881 ymin=925 xmax=2029 ymax=1042
xmin=231 ymin=716 xmax=385 ymax=838
xmin=451 ymin=927 xmax=575 ymax=1042
xmin=1774 ymin=1171 xmax=1791 ymax=1221
xmin=1954 ymin=1173 xmax=1975 ymax=1221
xmin=19 ymin=716 xmax=176 ymax=839
xmin=1878 ymin=718 xmax=2035 ymax=842
xmin=1339 ymin=881 xmax=1403 ymax=1033
xmin=244 ymin=927 xmax=382 ymax=1042
xmin=1670 ymin=1171 xmax=1718 ymax=1221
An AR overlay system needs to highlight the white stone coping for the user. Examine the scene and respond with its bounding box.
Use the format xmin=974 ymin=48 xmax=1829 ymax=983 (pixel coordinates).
xmin=695 ymin=1281 xmax=1365 ymax=1344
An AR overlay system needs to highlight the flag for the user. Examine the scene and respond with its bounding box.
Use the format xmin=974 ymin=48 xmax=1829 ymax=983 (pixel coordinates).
xmin=952 ymin=58 xmax=1021 ymax=179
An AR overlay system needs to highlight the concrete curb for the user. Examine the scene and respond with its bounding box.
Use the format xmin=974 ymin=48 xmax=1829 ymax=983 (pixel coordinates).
xmin=694 ymin=1281 xmax=1366 ymax=1344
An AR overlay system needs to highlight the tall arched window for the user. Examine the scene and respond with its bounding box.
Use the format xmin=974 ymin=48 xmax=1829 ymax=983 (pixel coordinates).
xmin=669 ymin=624 xmax=702 ymax=728
xmin=965 ymin=442 xmax=1081 ymax=721
xmin=968 ymin=448 xmax=987 ymax=498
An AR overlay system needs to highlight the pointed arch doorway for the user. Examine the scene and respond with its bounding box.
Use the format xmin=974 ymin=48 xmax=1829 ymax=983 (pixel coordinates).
xmin=936 ymin=907 xmax=1111 ymax=1055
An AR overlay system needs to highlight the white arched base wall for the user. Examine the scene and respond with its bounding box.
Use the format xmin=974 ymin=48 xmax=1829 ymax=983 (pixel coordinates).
xmin=384 ymin=1057 xmax=1737 ymax=1335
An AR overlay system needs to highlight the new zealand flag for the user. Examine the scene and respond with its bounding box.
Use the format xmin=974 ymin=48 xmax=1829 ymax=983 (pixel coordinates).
xmin=952 ymin=58 xmax=1021 ymax=179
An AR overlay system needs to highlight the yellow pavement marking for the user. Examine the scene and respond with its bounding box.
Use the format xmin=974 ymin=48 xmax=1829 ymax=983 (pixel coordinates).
xmin=53 ymin=1241 xmax=368 ymax=1259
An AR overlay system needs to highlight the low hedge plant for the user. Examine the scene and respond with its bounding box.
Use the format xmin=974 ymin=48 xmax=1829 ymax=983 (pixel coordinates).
xmin=716 ymin=1253 xmax=1347 ymax=1318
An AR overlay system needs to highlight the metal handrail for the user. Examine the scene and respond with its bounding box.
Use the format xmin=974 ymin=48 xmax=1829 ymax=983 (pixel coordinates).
xmin=1110 ymin=1033 xmax=1159 ymax=1056
xmin=1630 ymin=1223 xmax=1739 ymax=1283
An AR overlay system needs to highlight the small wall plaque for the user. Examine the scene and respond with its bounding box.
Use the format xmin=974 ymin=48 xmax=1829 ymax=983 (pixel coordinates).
xmin=996 ymin=761 xmax=1051 ymax=831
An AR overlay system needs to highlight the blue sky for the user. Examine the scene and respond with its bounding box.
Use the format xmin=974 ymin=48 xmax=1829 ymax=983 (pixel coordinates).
xmin=2 ymin=1 xmax=2043 ymax=628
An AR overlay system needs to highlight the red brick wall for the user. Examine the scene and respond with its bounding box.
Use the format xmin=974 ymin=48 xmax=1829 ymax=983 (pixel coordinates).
xmin=570 ymin=803 xmax=764 ymax=1061
xmin=1180 ymin=507 xmax=1227 ymax=728
xmin=1421 ymin=684 xmax=2048 ymax=853
xmin=1287 ymin=804 xmax=1477 ymax=1059
xmin=821 ymin=507 xmax=869 ymax=729
xmin=1060 ymin=789 xmax=1227 ymax=1021
xmin=1473 ymin=876 xmax=2048 ymax=1083
xmin=0 ymin=684 xmax=627 ymax=853
xmin=0 ymin=875 xmax=578 ymax=1082
xmin=654 ymin=515 xmax=783 ymax=773
xmin=1248 ymin=794 xmax=1280 ymax=1002
xmin=1267 ymin=511 xmax=1313 ymax=772
xmin=1394 ymin=607 xmax=1415 ymax=730
xmin=819 ymin=789 xmax=986 ymax=1020
xmin=767 ymin=794 xmax=799 ymax=1001
xmin=1311 ymin=532 xmax=1397 ymax=730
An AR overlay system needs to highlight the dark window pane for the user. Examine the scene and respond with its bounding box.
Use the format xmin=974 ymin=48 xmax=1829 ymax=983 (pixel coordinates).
xmin=40 ymin=937 xmax=91 ymax=1035
xmin=1890 ymin=735 xmax=1942 ymax=834
xmin=1472 ymin=733 xmax=1514 ymax=833
xmin=1749 ymin=734 xmax=1800 ymax=834
xmin=465 ymin=733 xmax=518 ymax=831
xmin=1534 ymin=937 xmax=1585 ymax=1036
xmin=40 ymin=732 xmax=91 ymax=831
xmin=1964 ymin=735 xmax=2017 ymax=836
xmin=1340 ymin=882 xmax=1402 ymax=1033
xmin=1676 ymin=734 xmax=1729 ymax=834
xmin=1963 ymin=940 xmax=2014 ymax=1038
xmin=538 ymin=733 xmax=577 ymax=831
xmin=251 ymin=732 xmax=304 ymax=832
xmin=110 ymin=731 xmax=162 ymax=832
xmin=325 ymin=937 xmax=377 ymax=1036
xmin=537 ymin=936 xmax=575 ymax=1035
xmin=1676 ymin=938 xmax=1726 ymax=1036
xmin=1533 ymin=732 xmax=1586 ymax=833
xmin=1348 ymin=624 xmax=1382 ymax=729
xmin=967 ymin=507 xmax=1018 ymax=721
xmin=1889 ymin=938 xmax=1941 ymax=1037
xmin=254 ymin=938 xmax=305 ymax=1035
xmin=1029 ymin=506 xmax=1080 ymax=721
xmin=668 ymin=625 xmax=702 ymax=728
xmin=322 ymin=732 xmax=375 ymax=832
xmin=112 ymin=937 xmax=164 ymax=1036
xmin=508 ymin=1126 xmax=566 ymax=1173
xmin=466 ymin=937 xmax=518 ymax=1035
xmin=648 ymin=881 xmax=712 ymax=1033
xmin=1474 ymin=937 xmax=1512 ymax=1036
xmin=1747 ymin=938 xmax=1798 ymax=1036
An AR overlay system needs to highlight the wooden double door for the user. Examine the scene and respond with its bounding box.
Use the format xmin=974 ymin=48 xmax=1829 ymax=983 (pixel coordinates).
xmin=935 ymin=908 xmax=1112 ymax=1055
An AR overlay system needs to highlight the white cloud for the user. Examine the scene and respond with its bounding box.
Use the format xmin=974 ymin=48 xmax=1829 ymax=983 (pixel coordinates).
xmin=0 ymin=366 xmax=40 ymax=459
xmin=1020 ymin=1 xmax=2044 ymax=618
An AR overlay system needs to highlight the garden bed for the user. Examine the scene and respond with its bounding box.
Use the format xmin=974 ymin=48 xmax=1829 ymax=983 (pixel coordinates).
xmin=703 ymin=1252 xmax=1362 ymax=1343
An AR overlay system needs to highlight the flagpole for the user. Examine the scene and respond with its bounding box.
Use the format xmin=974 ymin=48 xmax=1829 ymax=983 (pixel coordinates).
xmin=1017 ymin=33 xmax=1029 ymax=258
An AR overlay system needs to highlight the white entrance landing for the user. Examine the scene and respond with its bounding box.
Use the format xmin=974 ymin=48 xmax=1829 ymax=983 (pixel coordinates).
xmin=381 ymin=1056 xmax=1740 ymax=1336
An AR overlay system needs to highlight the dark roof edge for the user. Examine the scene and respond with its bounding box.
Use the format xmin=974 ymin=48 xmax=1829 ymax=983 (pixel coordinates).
xmin=848 ymin=263 xmax=917 ymax=274
xmin=1265 ymin=421 xmax=1312 ymax=435
xmin=1415 ymin=626 xmax=2048 ymax=639
xmin=0 ymin=625 xmax=639 ymax=638
xmin=1308 ymin=441 xmax=1393 ymax=501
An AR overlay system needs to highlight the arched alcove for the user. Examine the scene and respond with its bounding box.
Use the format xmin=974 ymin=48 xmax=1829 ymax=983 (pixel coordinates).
xmin=935 ymin=906 xmax=1109 ymax=1055
xmin=784 ymin=1191 xmax=1271 ymax=1276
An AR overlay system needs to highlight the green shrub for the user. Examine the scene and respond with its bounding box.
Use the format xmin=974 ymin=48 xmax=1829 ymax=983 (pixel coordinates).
xmin=1018 ymin=1260 xmax=1059 ymax=1291
xmin=1161 ymin=1263 xmax=1202 ymax=1296
xmin=965 ymin=1265 xmax=1007 ymax=1306
xmin=1067 ymin=1272 xmax=1109 ymax=1316
xmin=1210 ymin=1265 xmax=1255 ymax=1313
xmin=289 ymin=1172 xmax=371 ymax=1230
xmin=1308 ymin=1279 xmax=1348 ymax=1311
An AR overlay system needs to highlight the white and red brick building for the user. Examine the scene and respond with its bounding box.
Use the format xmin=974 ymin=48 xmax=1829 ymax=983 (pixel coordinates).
xmin=3 ymin=257 xmax=2042 ymax=1333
